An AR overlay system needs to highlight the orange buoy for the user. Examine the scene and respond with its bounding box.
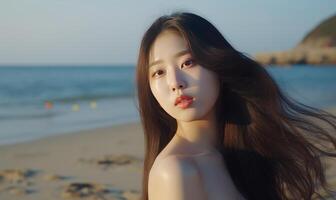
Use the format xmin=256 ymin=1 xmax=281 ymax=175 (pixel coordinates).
xmin=44 ymin=101 xmax=53 ymax=109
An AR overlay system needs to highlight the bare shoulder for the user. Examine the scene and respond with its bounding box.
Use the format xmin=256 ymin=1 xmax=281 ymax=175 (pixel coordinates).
xmin=151 ymin=155 xmax=199 ymax=180
xmin=148 ymin=155 xmax=207 ymax=200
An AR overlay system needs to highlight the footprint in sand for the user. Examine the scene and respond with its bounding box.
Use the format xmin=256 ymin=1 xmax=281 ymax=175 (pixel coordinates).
xmin=78 ymin=154 xmax=143 ymax=170
xmin=61 ymin=182 xmax=141 ymax=200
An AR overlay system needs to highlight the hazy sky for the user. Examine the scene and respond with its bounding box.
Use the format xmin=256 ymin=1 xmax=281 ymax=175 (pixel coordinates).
xmin=0 ymin=0 xmax=335 ymax=65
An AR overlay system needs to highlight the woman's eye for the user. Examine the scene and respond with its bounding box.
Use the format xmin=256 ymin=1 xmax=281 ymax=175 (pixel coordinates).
xmin=181 ymin=59 xmax=195 ymax=69
xmin=152 ymin=70 xmax=164 ymax=77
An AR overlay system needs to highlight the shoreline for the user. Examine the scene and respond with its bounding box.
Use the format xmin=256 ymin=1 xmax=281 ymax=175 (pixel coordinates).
xmin=0 ymin=96 xmax=140 ymax=147
xmin=0 ymin=118 xmax=140 ymax=148
xmin=2 ymin=105 xmax=335 ymax=148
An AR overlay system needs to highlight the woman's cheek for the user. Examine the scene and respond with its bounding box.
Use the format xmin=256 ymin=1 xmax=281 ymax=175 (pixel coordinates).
xmin=150 ymin=80 xmax=161 ymax=94
xmin=150 ymin=80 xmax=166 ymax=104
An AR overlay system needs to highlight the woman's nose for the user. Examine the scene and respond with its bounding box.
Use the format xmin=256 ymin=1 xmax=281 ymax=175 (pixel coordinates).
xmin=168 ymin=68 xmax=186 ymax=92
xmin=172 ymin=83 xmax=185 ymax=92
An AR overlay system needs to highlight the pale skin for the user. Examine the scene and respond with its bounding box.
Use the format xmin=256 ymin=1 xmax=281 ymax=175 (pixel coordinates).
xmin=147 ymin=29 xmax=246 ymax=200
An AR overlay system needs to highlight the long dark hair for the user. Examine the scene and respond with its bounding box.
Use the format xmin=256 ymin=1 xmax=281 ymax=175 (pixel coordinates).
xmin=135 ymin=12 xmax=336 ymax=200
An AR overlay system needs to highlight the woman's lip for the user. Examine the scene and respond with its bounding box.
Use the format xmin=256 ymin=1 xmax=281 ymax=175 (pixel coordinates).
xmin=176 ymin=99 xmax=193 ymax=109
xmin=175 ymin=95 xmax=194 ymax=106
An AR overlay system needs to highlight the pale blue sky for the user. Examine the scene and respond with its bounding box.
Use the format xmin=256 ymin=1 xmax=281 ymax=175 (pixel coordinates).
xmin=0 ymin=0 xmax=335 ymax=65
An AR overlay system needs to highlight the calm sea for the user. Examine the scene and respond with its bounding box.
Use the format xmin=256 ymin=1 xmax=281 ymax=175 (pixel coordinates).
xmin=0 ymin=65 xmax=335 ymax=146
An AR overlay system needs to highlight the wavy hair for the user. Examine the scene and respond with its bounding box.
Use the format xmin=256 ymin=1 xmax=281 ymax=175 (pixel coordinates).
xmin=135 ymin=12 xmax=336 ymax=200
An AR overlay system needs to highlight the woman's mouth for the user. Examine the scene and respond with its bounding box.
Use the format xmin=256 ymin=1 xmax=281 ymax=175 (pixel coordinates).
xmin=175 ymin=95 xmax=194 ymax=109
xmin=176 ymin=99 xmax=193 ymax=109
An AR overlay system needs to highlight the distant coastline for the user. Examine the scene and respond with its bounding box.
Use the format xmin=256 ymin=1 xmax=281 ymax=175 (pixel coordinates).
xmin=254 ymin=14 xmax=336 ymax=66
xmin=254 ymin=47 xmax=336 ymax=66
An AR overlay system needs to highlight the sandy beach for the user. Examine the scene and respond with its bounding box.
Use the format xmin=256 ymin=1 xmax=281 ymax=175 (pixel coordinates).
xmin=0 ymin=108 xmax=335 ymax=200
xmin=0 ymin=122 xmax=144 ymax=200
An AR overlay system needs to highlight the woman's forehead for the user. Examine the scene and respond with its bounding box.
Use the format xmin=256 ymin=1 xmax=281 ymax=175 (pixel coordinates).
xmin=149 ymin=30 xmax=189 ymax=63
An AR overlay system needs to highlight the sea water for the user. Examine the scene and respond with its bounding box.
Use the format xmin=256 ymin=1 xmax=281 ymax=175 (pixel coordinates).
xmin=0 ymin=65 xmax=335 ymax=145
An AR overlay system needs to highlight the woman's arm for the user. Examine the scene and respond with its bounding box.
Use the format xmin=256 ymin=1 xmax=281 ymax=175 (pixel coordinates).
xmin=148 ymin=155 xmax=208 ymax=200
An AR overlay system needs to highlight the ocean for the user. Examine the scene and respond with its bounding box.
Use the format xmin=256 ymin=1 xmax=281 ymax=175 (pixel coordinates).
xmin=0 ymin=65 xmax=335 ymax=146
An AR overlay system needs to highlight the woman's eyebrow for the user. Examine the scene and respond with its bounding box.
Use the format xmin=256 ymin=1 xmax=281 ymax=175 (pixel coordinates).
xmin=149 ymin=49 xmax=190 ymax=68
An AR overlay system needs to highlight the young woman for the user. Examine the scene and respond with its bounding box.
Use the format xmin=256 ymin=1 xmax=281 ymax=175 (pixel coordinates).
xmin=135 ymin=12 xmax=336 ymax=200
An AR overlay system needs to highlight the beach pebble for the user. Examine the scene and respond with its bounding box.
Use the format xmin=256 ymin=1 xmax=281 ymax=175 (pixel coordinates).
xmin=61 ymin=182 xmax=109 ymax=199
xmin=79 ymin=154 xmax=141 ymax=169
xmin=99 ymin=155 xmax=131 ymax=165
xmin=97 ymin=154 xmax=140 ymax=166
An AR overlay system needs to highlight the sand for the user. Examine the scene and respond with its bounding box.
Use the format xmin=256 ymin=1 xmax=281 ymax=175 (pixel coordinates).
xmin=0 ymin=122 xmax=144 ymax=200
xmin=0 ymin=107 xmax=335 ymax=200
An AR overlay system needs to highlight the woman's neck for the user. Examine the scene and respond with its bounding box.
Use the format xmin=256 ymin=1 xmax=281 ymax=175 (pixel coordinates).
xmin=175 ymin=109 xmax=218 ymax=153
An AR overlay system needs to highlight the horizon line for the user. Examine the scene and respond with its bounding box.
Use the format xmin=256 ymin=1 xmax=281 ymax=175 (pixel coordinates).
xmin=0 ymin=64 xmax=136 ymax=67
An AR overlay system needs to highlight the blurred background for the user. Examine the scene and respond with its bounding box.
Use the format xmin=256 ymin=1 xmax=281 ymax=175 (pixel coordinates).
xmin=1 ymin=2 xmax=336 ymax=199
xmin=0 ymin=0 xmax=335 ymax=145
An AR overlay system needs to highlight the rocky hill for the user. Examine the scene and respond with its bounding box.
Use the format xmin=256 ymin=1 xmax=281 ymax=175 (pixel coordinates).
xmin=254 ymin=14 xmax=336 ymax=66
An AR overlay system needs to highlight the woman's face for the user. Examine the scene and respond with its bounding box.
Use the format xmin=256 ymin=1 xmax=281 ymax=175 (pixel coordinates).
xmin=148 ymin=30 xmax=220 ymax=122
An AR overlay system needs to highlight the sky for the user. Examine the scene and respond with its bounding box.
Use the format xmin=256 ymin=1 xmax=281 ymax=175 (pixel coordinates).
xmin=0 ymin=0 xmax=335 ymax=66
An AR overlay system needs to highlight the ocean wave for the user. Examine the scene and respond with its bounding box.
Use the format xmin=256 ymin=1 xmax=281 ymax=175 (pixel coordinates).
xmin=0 ymin=92 xmax=136 ymax=107
xmin=46 ymin=92 xmax=135 ymax=103
xmin=0 ymin=111 xmax=62 ymax=121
